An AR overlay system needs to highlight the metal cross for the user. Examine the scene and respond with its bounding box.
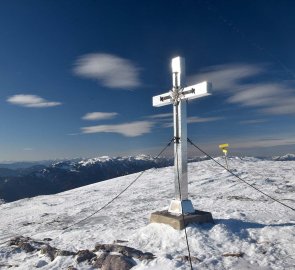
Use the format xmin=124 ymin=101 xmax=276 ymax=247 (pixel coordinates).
xmin=153 ymin=56 xmax=212 ymax=215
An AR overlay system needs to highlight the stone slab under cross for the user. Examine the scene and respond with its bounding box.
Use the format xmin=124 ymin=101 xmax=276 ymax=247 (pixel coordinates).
xmin=152 ymin=56 xmax=212 ymax=215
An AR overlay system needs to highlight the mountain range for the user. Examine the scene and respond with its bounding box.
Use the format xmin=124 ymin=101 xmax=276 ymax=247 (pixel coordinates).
xmin=0 ymin=154 xmax=294 ymax=203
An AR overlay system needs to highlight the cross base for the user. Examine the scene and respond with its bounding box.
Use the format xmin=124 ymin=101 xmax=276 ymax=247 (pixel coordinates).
xmin=168 ymin=199 xmax=195 ymax=215
xmin=150 ymin=210 xmax=214 ymax=230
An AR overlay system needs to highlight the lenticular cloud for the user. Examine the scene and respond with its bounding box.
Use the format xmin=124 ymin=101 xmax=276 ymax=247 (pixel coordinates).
xmin=73 ymin=53 xmax=141 ymax=89
xmin=7 ymin=94 xmax=62 ymax=108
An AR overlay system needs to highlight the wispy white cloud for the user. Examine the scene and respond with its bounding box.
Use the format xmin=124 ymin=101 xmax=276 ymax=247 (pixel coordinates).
xmin=82 ymin=112 xmax=118 ymax=121
xmin=147 ymin=113 xmax=173 ymax=119
xmin=188 ymin=116 xmax=224 ymax=124
xmin=73 ymin=53 xmax=141 ymax=89
xmin=261 ymin=97 xmax=295 ymax=115
xmin=7 ymin=94 xmax=62 ymax=108
xmin=189 ymin=63 xmax=295 ymax=115
xmin=188 ymin=63 xmax=264 ymax=92
xmin=232 ymin=137 xmax=295 ymax=149
xmin=81 ymin=121 xmax=154 ymax=137
xmin=163 ymin=116 xmax=223 ymax=128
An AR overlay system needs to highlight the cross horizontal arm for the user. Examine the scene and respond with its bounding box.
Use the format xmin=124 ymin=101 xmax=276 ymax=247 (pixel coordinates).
xmin=182 ymin=81 xmax=212 ymax=101
xmin=153 ymin=92 xmax=172 ymax=107
xmin=152 ymin=81 xmax=211 ymax=107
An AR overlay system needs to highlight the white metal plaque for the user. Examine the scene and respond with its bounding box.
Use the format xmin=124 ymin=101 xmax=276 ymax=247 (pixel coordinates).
xmin=182 ymin=81 xmax=212 ymax=101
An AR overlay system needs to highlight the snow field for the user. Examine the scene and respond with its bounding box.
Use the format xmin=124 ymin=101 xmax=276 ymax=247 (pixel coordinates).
xmin=0 ymin=158 xmax=294 ymax=269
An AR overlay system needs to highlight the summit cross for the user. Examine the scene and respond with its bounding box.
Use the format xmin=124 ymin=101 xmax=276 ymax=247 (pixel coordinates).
xmin=153 ymin=56 xmax=212 ymax=215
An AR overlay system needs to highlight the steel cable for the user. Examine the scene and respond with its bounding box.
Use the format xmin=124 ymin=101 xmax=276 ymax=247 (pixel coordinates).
xmin=187 ymin=138 xmax=295 ymax=212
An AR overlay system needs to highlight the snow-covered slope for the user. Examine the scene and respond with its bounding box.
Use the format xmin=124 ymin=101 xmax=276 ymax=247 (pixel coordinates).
xmin=272 ymin=153 xmax=295 ymax=161
xmin=0 ymin=158 xmax=294 ymax=269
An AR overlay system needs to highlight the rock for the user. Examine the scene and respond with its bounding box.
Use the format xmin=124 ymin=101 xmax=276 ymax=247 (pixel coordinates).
xmin=43 ymin=238 xmax=52 ymax=241
xmin=35 ymin=260 xmax=48 ymax=268
xmin=56 ymin=249 xmax=76 ymax=257
xmin=93 ymin=252 xmax=109 ymax=268
xmin=40 ymin=244 xmax=57 ymax=261
xmin=177 ymin=255 xmax=200 ymax=263
xmin=9 ymin=236 xmax=31 ymax=246
xmin=67 ymin=266 xmax=78 ymax=270
xmin=113 ymin=240 xmax=129 ymax=244
xmin=9 ymin=236 xmax=35 ymax=253
xmin=222 ymin=252 xmax=244 ymax=257
xmin=93 ymin=253 xmax=136 ymax=270
xmin=19 ymin=242 xmax=35 ymax=252
xmin=40 ymin=244 xmax=76 ymax=261
xmin=94 ymin=244 xmax=155 ymax=261
xmin=76 ymin=249 xmax=96 ymax=263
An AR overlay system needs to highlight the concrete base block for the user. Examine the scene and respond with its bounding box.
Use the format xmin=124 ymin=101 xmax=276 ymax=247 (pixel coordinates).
xmin=150 ymin=210 xmax=214 ymax=230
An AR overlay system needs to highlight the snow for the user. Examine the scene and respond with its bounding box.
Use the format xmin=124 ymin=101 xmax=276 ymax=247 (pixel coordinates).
xmin=273 ymin=154 xmax=295 ymax=161
xmin=0 ymin=158 xmax=294 ymax=269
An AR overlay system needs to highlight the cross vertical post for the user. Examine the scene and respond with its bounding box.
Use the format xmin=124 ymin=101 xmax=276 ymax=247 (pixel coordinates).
xmin=152 ymin=56 xmax=212 ymax=217
xmin=169 ymin=57 xmax=194 ymax=214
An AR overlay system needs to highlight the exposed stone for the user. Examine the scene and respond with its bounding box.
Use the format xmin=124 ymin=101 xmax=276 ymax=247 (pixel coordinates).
xmin=177 ymin=255 xmax=200 ymax=263
xmin=113 ymin=240 xmax=129 ymax=244
xmin=19 ymin=242 xmax=35 ymax=252
xmin=93 ymin=252 xmax=109 ymax=268
xmin=76 ymin=249 xmax=96 ymax=263
xmin=40 ymin=243 xmax=76 ymax=261
xmin=9 ymin=236 xmax=31 ymax=247
xmin=40 ymin=244 xmax=57 ymax=261
xmin=222 ymin=252 xmax=244 ymax=257
xmin=67 ymin=266 xmax=78 ymax=270
xmin=9 ymin=236 xmax=36 ymax=253
xmin=56 ymin=249 xmax=76 ymax=257
xmin=35 ymin=260 xmax=48 ymax=268
xmin=95 ymin=244 xmax=155 ymax=261
xmin=43 ymin=238 xmax=52 ymax=241
xmin=93 ymin=253 xmax=136 ymax=270
xmin=7 ymin=236 xmax=151 ymax=269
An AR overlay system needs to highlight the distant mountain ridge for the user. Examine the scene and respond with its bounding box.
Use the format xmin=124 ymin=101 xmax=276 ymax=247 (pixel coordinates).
xmin=0 ymin=155 xmax=175 ymax=203
xmin=0 ymin=154 xmax=294 ymax=203
xmin=272 ymin=153 xmax=295 ymax=161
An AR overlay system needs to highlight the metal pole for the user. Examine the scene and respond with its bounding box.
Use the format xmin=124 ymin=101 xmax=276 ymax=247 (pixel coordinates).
xmin=224 ymin=152 xmax=229 ymax=170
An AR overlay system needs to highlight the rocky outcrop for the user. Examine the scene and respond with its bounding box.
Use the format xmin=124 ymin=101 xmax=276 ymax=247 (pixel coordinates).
xmin=95 ymin=243 xmax=155 ymax=261
xmin=8 ymin=236 xmax=155 ymax=269
xmin=93 ymin=252 xmax=136 ymax=270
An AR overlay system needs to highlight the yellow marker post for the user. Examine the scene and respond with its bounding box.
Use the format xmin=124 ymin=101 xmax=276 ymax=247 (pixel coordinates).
xmin=219 ymin=143 xmax=229 ymax=170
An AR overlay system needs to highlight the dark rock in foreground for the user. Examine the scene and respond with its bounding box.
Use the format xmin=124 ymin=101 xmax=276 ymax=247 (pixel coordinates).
xmin=7 ymin=236 xmax=155 ymax=269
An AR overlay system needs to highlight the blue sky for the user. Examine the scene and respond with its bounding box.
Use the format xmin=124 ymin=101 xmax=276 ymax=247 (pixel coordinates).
xmin=1 ymin=0 xmax=295 ymax=161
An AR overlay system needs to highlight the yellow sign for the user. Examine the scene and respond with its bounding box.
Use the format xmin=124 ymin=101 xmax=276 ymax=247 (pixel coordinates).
xmin=219 ymin=143 xmax=229 ymax=155
xmin=219 ymin=143 xmax=230 ymax=169
xmin=219 ymin=143 xmax=229 ymax=149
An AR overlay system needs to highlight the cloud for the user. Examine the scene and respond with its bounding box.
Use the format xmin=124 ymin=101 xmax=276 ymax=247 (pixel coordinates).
xmin=81 ymin=121 xmax=154 ymax=137
xmin=147 ymin=113 xmax=173 ymax=119
xmin=82 ymin=112 xmax=118 ymax=121
xmin=163 ymin=116 xmax=222 ymax=128
xmin=232 ymin=137 xmax=295 ymax=149
xmin=261 ymin=97 xmax=295 ymax=115
xmin=188 ymin=63 xmax=295 ymax=115
xmin=23 ymin=148 xmax=33 ymax=151
xmin=188 ymin=63 xmax=264 ymax=92
xmin=188 ymin=116 xmax=224 ymax=124
xmin=7 ymin=94 xmax=62 ymax=108
xmin=73 ymin=53 xmax=141 ymax=89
